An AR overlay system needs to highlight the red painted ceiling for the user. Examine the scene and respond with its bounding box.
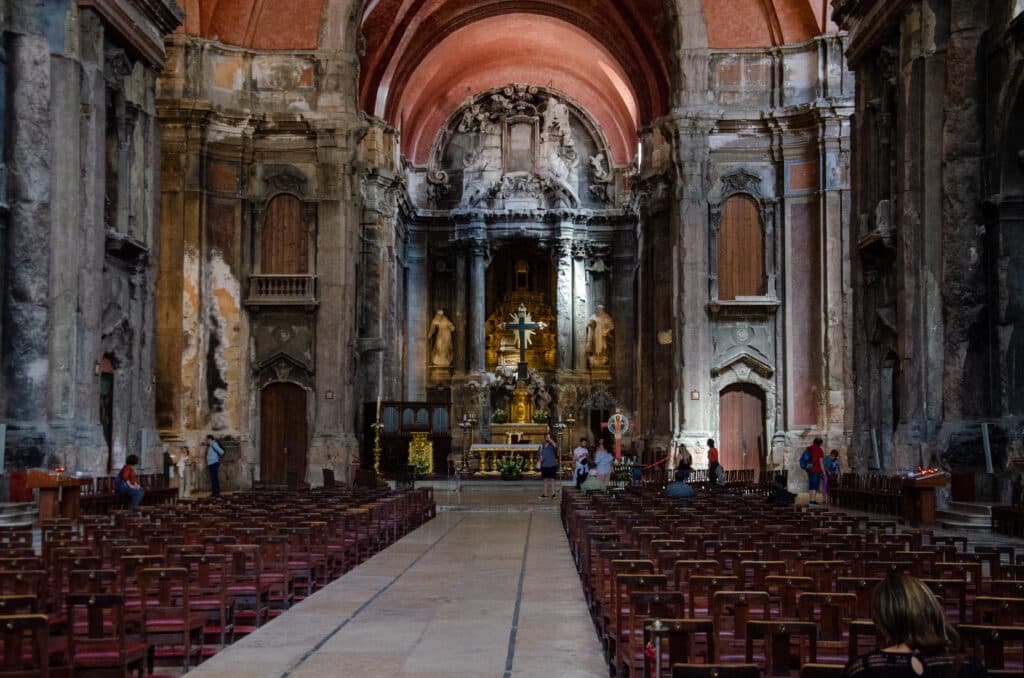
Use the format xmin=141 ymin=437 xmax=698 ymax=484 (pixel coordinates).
xmin=182 ymin=1 xmax=834 ymax=163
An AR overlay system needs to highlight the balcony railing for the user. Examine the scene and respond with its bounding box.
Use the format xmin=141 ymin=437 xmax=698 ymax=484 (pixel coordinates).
xmin=247 ymin=274 xmax=318 ymax=307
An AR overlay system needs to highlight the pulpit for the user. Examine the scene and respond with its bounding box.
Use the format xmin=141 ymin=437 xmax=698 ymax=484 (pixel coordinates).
xmin=902 ymin=472 xmax=948 ymax=527
xmin=25 ymin=470 xmax=91 ymax=520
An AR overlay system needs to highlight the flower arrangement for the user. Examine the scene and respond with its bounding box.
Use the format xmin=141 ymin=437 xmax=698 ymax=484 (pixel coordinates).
xmin=496 ymin=454 xmax=528 ymax=480
xmin=532 ymin=410 xmax=549 ymax=424
xmin=492 ymin=408 xmax=508 ymax=424
xmin=411 ymin=456 xmax=432 ymax=480
xmin=611 ymin=457 xmax=637 ymax=484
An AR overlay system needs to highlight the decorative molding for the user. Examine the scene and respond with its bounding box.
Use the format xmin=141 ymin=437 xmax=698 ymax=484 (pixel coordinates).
xmin=711 ymin=350 xmax=775 ymax=379
xmin=78 ymin=0 xmax=183 ymax=69
xmin=262 ymin=166 xmax=310 ymax=197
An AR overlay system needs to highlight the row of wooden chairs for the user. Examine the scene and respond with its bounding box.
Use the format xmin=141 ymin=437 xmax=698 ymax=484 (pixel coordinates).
xmin=79 ymin=474 xmax=179 ymax=514
xmin=827 ymin=474 xmax=903 ymax=515
xmin=562 ymin=486 xmax=1024 ymax=677
xmin=0 ymin=484 xmax=436 ymax=675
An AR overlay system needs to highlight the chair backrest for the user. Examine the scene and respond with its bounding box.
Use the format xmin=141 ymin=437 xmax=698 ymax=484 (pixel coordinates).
xmin=0 ymin=613 xmax=49 ymax=676
xmin=957 ymin=623 xmax=1024 ymax=670
xmin=711 ymin=591 xmax=770 ymax=642
xmin=796 ymin=592 xmax=858 ymax=641
xmin=971 ymin=596 xmax=1024 ymax=626
xmin=799 ymin=663 xmax=845 ymax=678
xmin=67 ymin=569 xmax=119 ymax=595
xmin=645 ymin=618 xmax=715 ymax=671
xmin=0 ymin=596 xmax=38 ymax=615
xmin=746 ymin=620 xmax=818 ymax=675
xmin=66 ymin=593 xmax=128 ymax=660
xmin=671 ymin=663 xmax=760 ymax=678
xmin=322 ymin=468 xmax=337 ymax=488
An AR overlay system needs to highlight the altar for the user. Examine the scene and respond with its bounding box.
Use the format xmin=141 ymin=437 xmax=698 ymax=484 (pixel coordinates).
xmin=470 ymin=444 xmax=542 ymax=474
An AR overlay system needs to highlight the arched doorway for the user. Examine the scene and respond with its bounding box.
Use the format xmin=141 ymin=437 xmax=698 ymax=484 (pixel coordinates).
xmin=260 ymin=383 xmax=308 ymax=486
xmin=718 ymin=384 xmax=766 ymax=474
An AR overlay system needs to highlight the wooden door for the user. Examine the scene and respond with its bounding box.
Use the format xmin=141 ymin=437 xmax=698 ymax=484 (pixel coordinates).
xmin=261 ymin=194 xmax=307 ymax=274
xmin=718 ymin=384 xmax=766 ymax=473
xmin=718 ymin=195 xmax=764 ymax=300
xmin=260 ymin=383 xmax=308 ymax=486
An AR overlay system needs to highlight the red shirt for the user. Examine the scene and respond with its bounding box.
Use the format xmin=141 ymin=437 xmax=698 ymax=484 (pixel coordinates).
xmin=809 ymin=444 xmax=825 ymax=474
xmin=120 ymin=464 xmax=137 ymax=484
xmin=708 ymin=447 xmax=719 ymax=464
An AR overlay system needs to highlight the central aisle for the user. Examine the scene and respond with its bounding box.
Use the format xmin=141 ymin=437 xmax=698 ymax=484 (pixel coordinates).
xmin=188 ymin=490 xmax=606 ymax=678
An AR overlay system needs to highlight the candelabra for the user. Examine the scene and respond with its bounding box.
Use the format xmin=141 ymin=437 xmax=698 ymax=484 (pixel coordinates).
xmin=553 ymin=418 xmax=570 ymax=476
xmin=457 ymin=413 xmax=478 ymax=473
xmin=370 ymin=419 xmax=384 ymax=480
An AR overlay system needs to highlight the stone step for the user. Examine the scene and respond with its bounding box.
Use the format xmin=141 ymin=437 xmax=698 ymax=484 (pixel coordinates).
xmin=937 ymin=509 xmax=991 ymax=530
xmin=0 ymin=501 xmax=37 ymax=527
xmin=947 ymin=501 xmax=994 ymax=517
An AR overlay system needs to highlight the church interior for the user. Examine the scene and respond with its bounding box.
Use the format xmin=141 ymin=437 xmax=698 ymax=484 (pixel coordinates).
xmin=2 ymin=0 xmax=1024 ymax=675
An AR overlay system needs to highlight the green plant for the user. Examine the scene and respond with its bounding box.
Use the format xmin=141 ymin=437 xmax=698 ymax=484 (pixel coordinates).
xmin=496 ymin=454 xmax=527 ymax=480
xmin=532 ymin=410 xmax=549 ymax=424
xmin=492 ymin=408 xmax=508 ymax=424
xmin=611 ymin=457 xmax=637 ymax=483
xmin=411 ymin=456 xmax=431 ymax=480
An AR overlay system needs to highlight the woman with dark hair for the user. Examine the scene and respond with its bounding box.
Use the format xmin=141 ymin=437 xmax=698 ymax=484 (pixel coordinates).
xmin=118 ymin=454 xmax=145 ymax=509
xmin=844 ymin=575 xmax=989 ymax=677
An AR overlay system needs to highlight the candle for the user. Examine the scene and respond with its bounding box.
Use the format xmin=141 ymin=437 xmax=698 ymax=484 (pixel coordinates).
xmin=376 ymin=395 xmax=382 ymax=421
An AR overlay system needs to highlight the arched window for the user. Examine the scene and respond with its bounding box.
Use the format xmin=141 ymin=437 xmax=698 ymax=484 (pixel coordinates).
xmin=717 ymin=194 xmax=765 ymax=300
xmin=261 ymin=194 xmax=307 ymax=274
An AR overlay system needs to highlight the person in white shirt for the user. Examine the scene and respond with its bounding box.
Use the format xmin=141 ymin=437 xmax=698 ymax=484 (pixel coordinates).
xmin=573 ymin=438 xmax=591 ymax=488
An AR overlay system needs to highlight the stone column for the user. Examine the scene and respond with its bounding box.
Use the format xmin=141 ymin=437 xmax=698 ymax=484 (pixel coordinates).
xmin=405 ymin=237 xmax=428 ymax=400
xmin=468 ymin=236 xmax=487 ymax=374
xmin=572 ymin=241 xmax=589 ymax=373
xmin=4 ymin=20 xmax=51 ymax=431
xmin=554 ymin=237 xmax=573 ymax=372
xmin=453 ymin=245 xmax=468 ymax=374
xmin=308 ymin=122 xmax=362 ymax=482
xmin=467 ymin=233 xmax=490 ymax=441
xmin=672 ymin=116 xmax=715 ymax=448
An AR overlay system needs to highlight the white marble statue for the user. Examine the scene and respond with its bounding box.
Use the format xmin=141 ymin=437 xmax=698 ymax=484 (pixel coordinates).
xmin=428 ymin=309 xmax=456 ymax=367
xmin=586 ymin=305 xmax=615 ymax=368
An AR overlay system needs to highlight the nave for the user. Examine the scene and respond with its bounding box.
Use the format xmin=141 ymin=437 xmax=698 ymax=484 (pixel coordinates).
xmin=192 ymin=490 xmax=605 ymax=678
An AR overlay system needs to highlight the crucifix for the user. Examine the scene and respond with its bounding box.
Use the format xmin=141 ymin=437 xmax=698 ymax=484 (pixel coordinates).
xmin=503 ymin=304 xmax=546 ymax=381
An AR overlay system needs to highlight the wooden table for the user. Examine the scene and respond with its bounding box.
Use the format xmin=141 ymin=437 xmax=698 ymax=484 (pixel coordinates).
xmin=902 ymin=473 xmax=949 ymax=527
xmin=25 ymin=471 xmax=90 ymax=520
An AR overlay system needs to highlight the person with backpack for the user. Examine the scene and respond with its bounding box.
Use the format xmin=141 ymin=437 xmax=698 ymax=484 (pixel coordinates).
xmin=800 ymin=437 xmax=826 ymax=505
xmin=203 ymin=434 xmax=226 ymax=497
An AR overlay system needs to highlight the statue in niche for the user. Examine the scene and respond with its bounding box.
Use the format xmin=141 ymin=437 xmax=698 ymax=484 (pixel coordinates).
xmin=586 ymin=305 xmax=615 ymax=368
xmin=428 ymin=310 xmax=456 ymax=368
xmin=590 ymin=153 xmax=611 ymax=183
xmin=543 ymin=96 xmax=573 ymax=146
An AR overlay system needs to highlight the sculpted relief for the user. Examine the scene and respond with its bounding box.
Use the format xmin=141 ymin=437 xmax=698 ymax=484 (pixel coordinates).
xmin=424 ymin=84 xmax=615 ymax=211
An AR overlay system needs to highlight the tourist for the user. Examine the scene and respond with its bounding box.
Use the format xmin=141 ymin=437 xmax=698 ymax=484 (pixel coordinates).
xmin=573 ymin=436 xmax=589 ymax=483
xmin=707 ymin=438 xmax=724 ymax=486
xmin=118 ymin=454 xmax=145 ymax=509
xmin=844 ymin=574 xmax=989 ymax=677
xmin=580 ymin=473 xmax=606 ymax=493
xmin=203 ymin=434 xmax=226 ymax=497
xmin=824 ymin=448 xmax=841 ymax=495
xmin=801 ymin=437 xmax=826 ymax=505
xmin=537 ymin=433 xmax=559 ymax=498
xmin=664 ymin=468 xmax=694 ymax=499
xmin=574 ymin=458 xmax=591 ymax=488
xmin=594 ymin=439 xmax=614 ymax=483
xmin=677 ymin=443 xmax=693 ymax=480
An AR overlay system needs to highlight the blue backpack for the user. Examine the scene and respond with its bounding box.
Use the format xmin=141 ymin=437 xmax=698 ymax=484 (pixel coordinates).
xmin=799 ymin=448 xmax=813 ymax=471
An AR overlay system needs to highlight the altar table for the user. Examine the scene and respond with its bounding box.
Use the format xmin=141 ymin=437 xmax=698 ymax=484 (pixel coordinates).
xmin=469 ymin=444 xmax=542 ymax=474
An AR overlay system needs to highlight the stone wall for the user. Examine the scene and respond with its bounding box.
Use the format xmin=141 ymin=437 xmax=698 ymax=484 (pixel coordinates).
xmin=1 ymin=0 xmax=181 ymax=480
xmin=635 ymin=35 xmax=854 ymax=486
xmin=837 ymin=0 xmax=1024 ymax=495
xmin=155 ymin=36 xmax=366 ymax=486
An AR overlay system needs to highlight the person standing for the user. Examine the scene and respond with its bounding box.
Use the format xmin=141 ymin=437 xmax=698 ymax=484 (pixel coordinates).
xmin=707 ymin=438 xmax=724 ymax=486
xmin=594 ymin=439 xmax=614 ymax=484
xmin=537 ymin=433 xmax=560 ymax=499
xmin=824 ymin=449 xmax=841 ymax=495
xmin=801 ymin=437 xmax=826 ymax=505
xmin=204 ymin=434 xmax=225 ymax=497
xmin=118 ymin=454 xmax=145 ymax=509
xmin=573 ymin=437 xmax=590 ymax=488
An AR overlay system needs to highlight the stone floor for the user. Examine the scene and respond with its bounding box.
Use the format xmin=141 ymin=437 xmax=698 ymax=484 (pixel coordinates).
xmin=186 ymin=486 xmax=605 ymax=677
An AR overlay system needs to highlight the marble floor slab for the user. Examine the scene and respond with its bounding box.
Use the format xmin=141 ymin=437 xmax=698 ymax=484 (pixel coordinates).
xmin=186 ymin=491 xmax=605 ymax=677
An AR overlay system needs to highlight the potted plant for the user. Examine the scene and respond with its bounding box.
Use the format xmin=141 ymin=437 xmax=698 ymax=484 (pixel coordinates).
xmin=496 ymin=454 xmax=527 ymax=480
xmin=492 ymin=408 xmax=508 ymax=424
xmin=532 ymin=410 xmax=549 ymax=424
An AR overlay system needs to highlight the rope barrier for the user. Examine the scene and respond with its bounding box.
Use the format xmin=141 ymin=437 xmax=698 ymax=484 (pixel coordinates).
xmin=641 ymin=456 xmax=670 ymax=471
